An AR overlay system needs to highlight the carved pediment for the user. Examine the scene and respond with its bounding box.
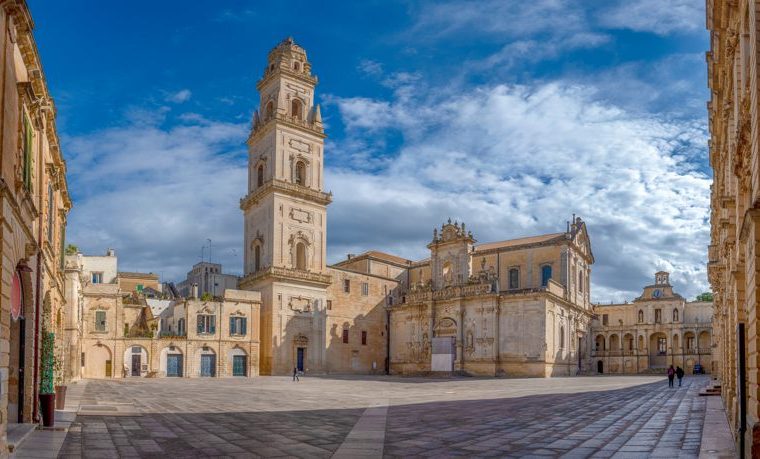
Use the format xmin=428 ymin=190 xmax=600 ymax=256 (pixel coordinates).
xmin=199 ymin=305 xmax=215 ymax=314
xmin=231 ymin=309 xmax=246 ymax=317
xmin=294 ymin=333 xmax=309 ymax=345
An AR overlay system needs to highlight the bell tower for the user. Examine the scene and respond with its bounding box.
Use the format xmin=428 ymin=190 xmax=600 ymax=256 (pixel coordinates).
xmin=240 ymin=38 xmax=332 ymax=375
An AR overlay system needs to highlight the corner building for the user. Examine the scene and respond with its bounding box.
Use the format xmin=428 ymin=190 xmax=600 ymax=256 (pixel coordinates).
xmin=707 ymin=0 xmax=760 ymax=455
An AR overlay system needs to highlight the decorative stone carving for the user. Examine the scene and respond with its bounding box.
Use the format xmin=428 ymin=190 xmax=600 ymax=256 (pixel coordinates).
xmin=290 ymin=208 xmax=311 ymax=223
xmin=288 ymin=138 xmax=311 ymax=154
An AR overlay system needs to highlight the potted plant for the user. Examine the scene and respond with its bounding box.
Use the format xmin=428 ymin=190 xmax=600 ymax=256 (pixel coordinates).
xmin=39 ymin=331 xmax=55 ymax=427
xmin=54 ymin=349 xmax=66 ymax=410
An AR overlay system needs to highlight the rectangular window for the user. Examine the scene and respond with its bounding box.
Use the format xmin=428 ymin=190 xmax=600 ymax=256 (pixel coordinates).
xmin=229 ymin=316 xmax=247 ymax=336
xmin=81 ymin=352 xmax=85 ymax=367
xmin=92 ymin=272 xmax=103 ymax=284
xmin=686 ymin=336 xmax=695 ymax=350
xmin=602 ymin=314 xmax=608 ymax=326
xmin=654 ymin=309 xmax=662 ymax=324
xmin=22 ymin=114 xmax=33 ymax=192
xmin=95 ymin=310 xmax=106 ymax=332
xmin=326 ymin=300 xmax=332 ymax=310
xmin=361 ymin=282 xmax=369 ymax=296
xmin=509 ymin=268 xmax=519 ymax=289
xmin=343 ymin=279 xmax=350 ymax=293
xmin=132 ymin=346 xmax=141 ymax=354
xmin=197 ymin=314 xmax=216 ymax=334
xmin=361 ymin=330 xmax=367 ymax=345
xmin=657 ymin=337 xmax=667 ymax=355
xmin=342 ymin=329 xmax=349 ymax=344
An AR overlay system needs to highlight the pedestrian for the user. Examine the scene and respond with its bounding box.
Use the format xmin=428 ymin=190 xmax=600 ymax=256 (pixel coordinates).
xmin=676 ymin=366 xmax=685 ymax=387
xmin=667 ymin=365 xmax=675 ymax=388
xmin=293 ymin=366 xmax=299 ymax=382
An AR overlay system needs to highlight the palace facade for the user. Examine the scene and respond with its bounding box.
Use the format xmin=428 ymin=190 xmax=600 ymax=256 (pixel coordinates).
xmin=0 ymin=1 xmax=71 ymax=452
xmin=591 ymin=272 xmax=714 ymax=375
xmin=707 ymin=0 xmax=760 ymax=455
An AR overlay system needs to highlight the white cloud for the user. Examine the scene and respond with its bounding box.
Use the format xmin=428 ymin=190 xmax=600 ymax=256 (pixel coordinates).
xmin=325 ymin=81 xmax=710 ymax=302
xmin=63 ymin=116 xmax=248 ymax=281
xmin=597 ymin=0 xmax=703 ymax=35
xmin=166 ymin=89 xmax=192 ymax=103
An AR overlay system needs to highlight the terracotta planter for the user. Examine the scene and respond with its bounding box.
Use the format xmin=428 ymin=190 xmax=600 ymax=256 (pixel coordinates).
xmin=39 ymin=393 xmax=55 ymax=427
xmin=54 ymin=385 xmax=67 ymax=410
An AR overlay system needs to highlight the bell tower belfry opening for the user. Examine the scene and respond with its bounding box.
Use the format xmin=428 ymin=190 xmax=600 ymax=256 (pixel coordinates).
xmin=240 ymin=37 xmax=332 ymax=375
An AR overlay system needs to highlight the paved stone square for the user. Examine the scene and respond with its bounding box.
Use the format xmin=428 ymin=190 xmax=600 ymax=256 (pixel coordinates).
xmin=51 ymin=375 xmax=710 ymax=458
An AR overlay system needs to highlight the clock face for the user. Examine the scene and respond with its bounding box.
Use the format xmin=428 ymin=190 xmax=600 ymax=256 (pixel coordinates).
xmin=652 ymin=289 xmax=662 ymax=299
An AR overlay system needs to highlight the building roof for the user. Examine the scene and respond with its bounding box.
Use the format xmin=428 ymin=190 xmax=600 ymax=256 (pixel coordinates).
xmin=474 ymin=233 xmax=565 ymax=252
xmin=334 ymin=250 xmax=413 ymax=267
xmin=118 ymin=271 xmax=159 ymax=280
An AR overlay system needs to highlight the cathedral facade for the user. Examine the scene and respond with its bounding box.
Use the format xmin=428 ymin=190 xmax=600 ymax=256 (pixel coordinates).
xmin=237 ymin=38 xmax=597 ymax=377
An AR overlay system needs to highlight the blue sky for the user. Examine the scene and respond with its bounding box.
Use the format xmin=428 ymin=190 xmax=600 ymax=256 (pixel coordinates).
xmin=30 ymin=0 xmax=710 ymax=301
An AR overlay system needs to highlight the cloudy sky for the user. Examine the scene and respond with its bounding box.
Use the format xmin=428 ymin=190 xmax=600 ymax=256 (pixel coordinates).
xmin=31 ymin=0 xmax=710 ymax=302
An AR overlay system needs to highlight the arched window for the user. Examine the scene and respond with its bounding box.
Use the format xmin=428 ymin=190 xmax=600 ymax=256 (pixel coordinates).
xmin=257 ymin=165 xmax=264 ymax=188
xmin=295 ymin=161 xmax=306 ymax=186
xmin=541 ymin=265 xmax=552 ymax=287
xmin=673 ymin=308 xmax=679 ymax=322
xmin=254 ymin=245 xmax=261 ymax=272
xmin=508 ymin=268 xmax=519 ymax=289
xmin=291 ymin=99 xmax=302 ymax=119
xmin=296 ymin=242 xmax=306 ymax=270
xmin=559 ymin=326 xmax=565 ymax=349
xmin=265 ymin=101 xmax=274 ymax=119
xmin=638 ymin=310 xmax=644 ymax=323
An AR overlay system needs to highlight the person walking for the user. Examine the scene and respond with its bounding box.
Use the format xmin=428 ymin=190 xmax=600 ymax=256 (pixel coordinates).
xmin=676 ymin=366 xmax=685 ymax=387
xmin=667 ymin=365 xmax=675 ymax=388
xmin=293 ymin=366 xmax=299 ymax=382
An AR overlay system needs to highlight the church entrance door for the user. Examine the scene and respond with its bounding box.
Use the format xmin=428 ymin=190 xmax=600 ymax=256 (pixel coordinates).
xmin=296 ymin=347 xmax=305 ymax=372
xmin=597 ymin=360 xmax=604 ymax=374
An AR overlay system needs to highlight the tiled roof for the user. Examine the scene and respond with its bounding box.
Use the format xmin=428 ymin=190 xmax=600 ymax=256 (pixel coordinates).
xmin=474 ymin=233 xmax=565 ymax=252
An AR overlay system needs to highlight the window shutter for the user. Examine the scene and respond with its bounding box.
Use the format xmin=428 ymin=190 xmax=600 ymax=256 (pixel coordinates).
xmin=197 ymin=316 xmax=203 ymax=334
xmin=241 ymin=318 xmax=247 ymax=336
xmin=210 ymin=315 xmax=216 ymax=334
xmin=229 ymin=317 xmax=235 ymax=334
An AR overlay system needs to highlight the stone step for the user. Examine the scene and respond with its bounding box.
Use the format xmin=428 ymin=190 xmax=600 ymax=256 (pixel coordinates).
xmin=6 ymin=423 xmax=36 ymax=453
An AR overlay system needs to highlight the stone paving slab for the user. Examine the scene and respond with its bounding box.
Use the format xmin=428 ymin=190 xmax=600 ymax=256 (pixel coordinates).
xmin=28 ymin=374 xmax=716 ymax=458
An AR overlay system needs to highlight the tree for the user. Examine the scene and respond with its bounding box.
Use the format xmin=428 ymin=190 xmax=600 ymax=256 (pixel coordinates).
xmin=696 ymin=292 xmax=714 ymax=302
xmin=64 ymin=244 xmax=78 ymax=255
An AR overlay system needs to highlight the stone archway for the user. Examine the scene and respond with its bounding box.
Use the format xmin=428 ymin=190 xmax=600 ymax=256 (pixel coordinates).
xmin=9 ymin=264 xmax=33 ymax=424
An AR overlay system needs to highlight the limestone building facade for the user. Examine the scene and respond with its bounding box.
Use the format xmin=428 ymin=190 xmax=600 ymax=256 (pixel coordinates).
xmin=388 ymin=219 xmax=595 ymax=377
xmin=707 ymin=0 xmax=760 ymax=454
xmin=0 ymin=1 xmax=72 ymax=452
xmin=238 ymin=38 xmax=598 ymax=378
xmin=591 ymin=272 xmax=713 ymax=375
xmin=65 ymin=250 xmax=261 ymax=379
xmin=176 ymin=261 xmax=239 ymax=299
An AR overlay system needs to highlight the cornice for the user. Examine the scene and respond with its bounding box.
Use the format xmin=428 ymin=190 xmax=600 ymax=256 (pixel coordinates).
xmin=240 ymin=178 xmax=332 ymax=210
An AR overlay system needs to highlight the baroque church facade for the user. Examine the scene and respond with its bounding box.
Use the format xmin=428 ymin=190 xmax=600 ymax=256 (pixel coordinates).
xmin=238 ymin=38 xmax=597 ymax=377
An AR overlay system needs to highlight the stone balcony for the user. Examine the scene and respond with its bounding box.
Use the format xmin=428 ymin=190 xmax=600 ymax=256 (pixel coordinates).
xmin=240 ymin=178 xmax=332 ymax=210
xmin=240 ymin=265 xmax=332 ymax=288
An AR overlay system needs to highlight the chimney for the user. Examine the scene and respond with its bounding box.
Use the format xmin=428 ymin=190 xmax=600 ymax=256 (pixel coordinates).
xmin=191 ymin=283 xmax=198 ymax=299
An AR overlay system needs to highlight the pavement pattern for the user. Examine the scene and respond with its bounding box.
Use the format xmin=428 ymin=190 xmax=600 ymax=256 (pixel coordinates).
xmin=51 ymin=374 xmax=710 ymax=458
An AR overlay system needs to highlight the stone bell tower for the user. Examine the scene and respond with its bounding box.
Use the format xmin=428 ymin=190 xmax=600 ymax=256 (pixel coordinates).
xmin=240 ymin=38 xmax=332 ymax=375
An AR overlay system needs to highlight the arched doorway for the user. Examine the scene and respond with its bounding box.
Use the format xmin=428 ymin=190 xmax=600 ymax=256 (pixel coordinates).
xmin=160 ymin=346 xmax=183 ymax=377
xmin=198 ymin=347 xmax=216 ymax=377
xmin=85 ymin=344 xmax=112 ymax=379
xmin=649 ymin=333 xmax=668 ymax=368
xmin=594 ymin=334 xmax=605 ymax=351
xmin=597 ymin=360 xmax=604 ymax=374
xmin=123 ymin=345 xmax=149 ymax=377
xmin=9 ymin=266 xmax=33 ymax=424
xmin=229 ymin=348 xmax=248 ymax=377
